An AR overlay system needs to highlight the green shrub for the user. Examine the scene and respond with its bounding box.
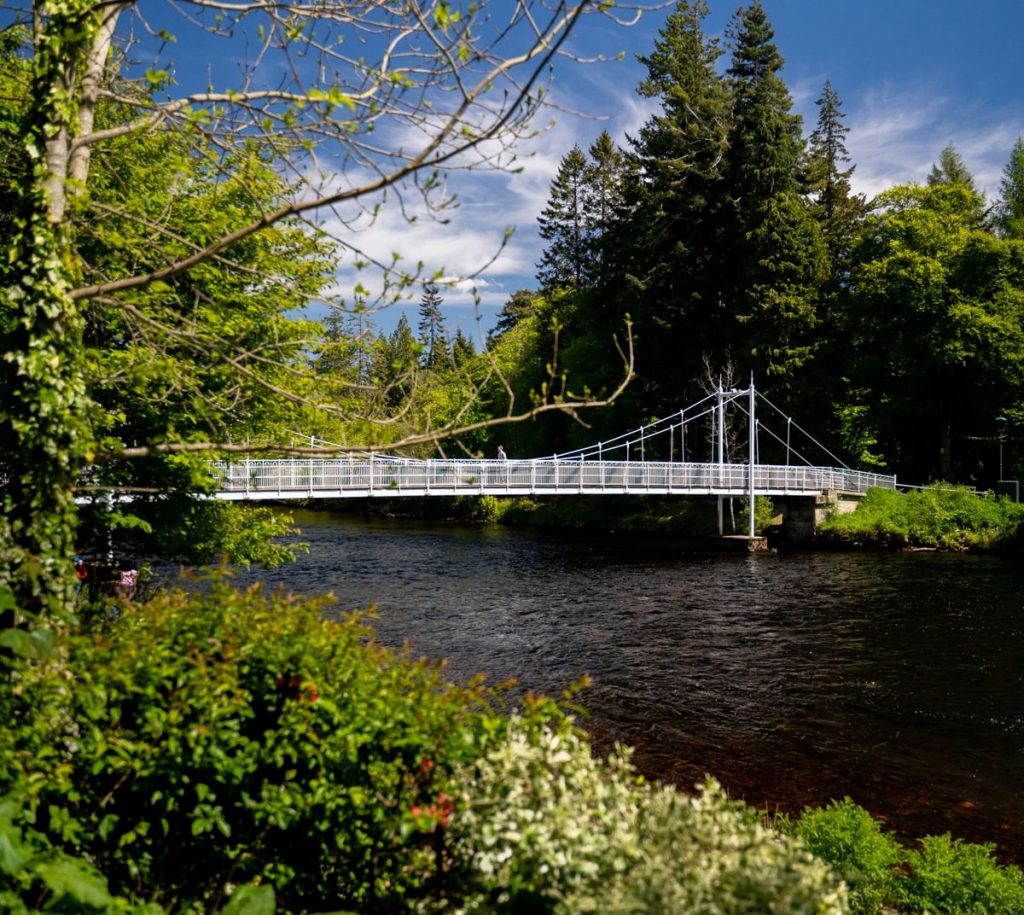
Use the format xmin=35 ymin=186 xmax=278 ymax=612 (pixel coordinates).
xmin=444 ymin=717 xmax=848 ymax=914
xmin=900 ymin=834 xmax=1024 ymax=914
xmin=818 ymin=485 xmax=1024 ymax=550
xmin=0 ymin=796 xmax=163 ymax=914
xmin=778 ymin=798 xmax=902 ymax=913
xmin=0 ymin=581 xmax=507 ymax=913
xmin=450 ymin=494 xmax=511 ymax=523
xmin=738 ymin=495 xmax=776 ymax=536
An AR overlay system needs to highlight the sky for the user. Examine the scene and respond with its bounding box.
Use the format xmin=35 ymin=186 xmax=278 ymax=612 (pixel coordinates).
xmin=93 ymin=0 xmax=1024 ymax=340
xmin=342 ymin=0 xmax=1024 ymax=340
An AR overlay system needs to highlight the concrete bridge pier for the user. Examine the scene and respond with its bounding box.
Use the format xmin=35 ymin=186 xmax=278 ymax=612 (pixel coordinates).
xmin=775 ymin=490 xmax=865 ymax=543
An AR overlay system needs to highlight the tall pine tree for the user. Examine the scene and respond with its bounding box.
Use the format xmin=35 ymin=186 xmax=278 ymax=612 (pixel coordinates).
xmin=537 ymin=146 xmax=591 ymax=291
xmin=928 ymin=143 xmax=977 ymax=190
xmin=583 ymin=130 xmax=628 ymax=283
xmin=418 ymin=281 xmax=449 ymax=369
xmin=805 ymin=80 xmax=866 ymax=279
xmin=997 ymin=136 xmax=1024 ymax=239
xmin=723 ymin=1 xmax=826 ymax=383
xmin=620 ymin=0 xmax=732 ymax=412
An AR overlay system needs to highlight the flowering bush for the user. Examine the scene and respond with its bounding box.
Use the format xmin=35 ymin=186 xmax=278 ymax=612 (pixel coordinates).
xmin=442 ymin=715 xmax=848 ymax=914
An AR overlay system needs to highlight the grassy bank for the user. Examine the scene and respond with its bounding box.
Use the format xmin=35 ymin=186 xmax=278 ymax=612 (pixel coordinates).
xmin=330 ymin=485 xmax=1024 ymax=554
xmin=817 ymin=485 xmax=1024 ymax=551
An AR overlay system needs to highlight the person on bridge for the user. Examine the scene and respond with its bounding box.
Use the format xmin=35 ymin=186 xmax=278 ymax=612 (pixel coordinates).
xmin=497 ymin=445 xmax=507 ymax=460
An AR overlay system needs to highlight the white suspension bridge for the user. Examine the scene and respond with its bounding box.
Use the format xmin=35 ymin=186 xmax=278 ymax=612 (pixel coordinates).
xmin=210 ymin=380 xmax=896 ymax=540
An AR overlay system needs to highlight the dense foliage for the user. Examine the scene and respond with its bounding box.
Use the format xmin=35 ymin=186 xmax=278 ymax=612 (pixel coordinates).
xmin=817 ymin=486 xmax=1024 ymax=550
xmin=780 ymin=798 xmax=1024 ymax=915
xmin=469 ymin=0 xmax=1024 ymax=490
xmin=0 ymin=583 xmax=850 ymax=913
xmin=4 ymin=584 xmax=1023 ymax=913
xmin=4 ymin=2 xmax=1024 ymax=912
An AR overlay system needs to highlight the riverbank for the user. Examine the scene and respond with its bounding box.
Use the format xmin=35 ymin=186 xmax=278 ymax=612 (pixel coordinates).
xmin=306 ymin=483 xmax=1024 ymax=554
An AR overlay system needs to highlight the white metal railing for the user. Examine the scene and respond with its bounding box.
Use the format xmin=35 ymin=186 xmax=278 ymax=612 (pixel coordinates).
xmin=207 ymin=458 xmax=896 ymax=500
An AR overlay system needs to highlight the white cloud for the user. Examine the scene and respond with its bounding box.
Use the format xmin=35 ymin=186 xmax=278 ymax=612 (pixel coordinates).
xmin=843 ymin=86 xmax=1020 ymax=201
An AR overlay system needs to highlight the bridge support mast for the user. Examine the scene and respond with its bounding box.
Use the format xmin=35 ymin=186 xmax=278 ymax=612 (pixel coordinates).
xmin=717 ymin=379 xmax=725 ymax=536
xmin=748 ymin=375 xmax=756 ymax=539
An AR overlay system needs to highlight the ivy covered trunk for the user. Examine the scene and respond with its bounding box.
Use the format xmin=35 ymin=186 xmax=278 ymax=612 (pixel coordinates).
xmin=0 ymin=1 xmax=100 ymax=624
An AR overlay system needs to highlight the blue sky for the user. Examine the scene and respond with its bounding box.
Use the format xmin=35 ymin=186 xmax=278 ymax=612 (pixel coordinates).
xmin=88 ymin=1 xmax=1024 ymax=340
xmin=348 ymin=0 xmax=1024 ymax=339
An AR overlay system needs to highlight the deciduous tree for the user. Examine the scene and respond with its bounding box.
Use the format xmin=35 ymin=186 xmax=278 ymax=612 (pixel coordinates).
xmin=0 ymin=0 xmax=649 ymax=619
xmin=847 ymin=183 xmax=1024 ymax=482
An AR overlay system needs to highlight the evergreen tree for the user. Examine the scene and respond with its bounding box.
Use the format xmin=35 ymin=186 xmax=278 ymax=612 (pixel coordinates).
xmin=996 ymin=136 xmax=1024 ymax=239
xmin=804 ymin=80 xmax=866 ymax=277
xmin=491 ymin=289 xmax=541 ymax=341
xmin=725 ymin=1 xmax=803 ymax=207
xmin=372 ymin=314 xmax=419 ymax=408
xmin=928 ymin=142 xmax=977 ymax=190
xmin=451 ymin=328 xmax=476 ymax=367
xmin=537 ymin=146 xmax=591 ymax=291
xmin=418 ymin=281 xmax=449 ymax=369
xmin=723 ymin=1 xmax=826 ymax=383
xmin=619 ymin=0 xmax=732 ymax=413
xmin=583 ymin=131 xmax=628 ymax=280
xmin=317 ymin=303 xmax=374 ymax=384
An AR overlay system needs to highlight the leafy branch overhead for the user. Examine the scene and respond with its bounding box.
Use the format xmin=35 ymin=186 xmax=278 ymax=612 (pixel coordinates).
xmin=0 ymin=1 xmax=658 ymax=613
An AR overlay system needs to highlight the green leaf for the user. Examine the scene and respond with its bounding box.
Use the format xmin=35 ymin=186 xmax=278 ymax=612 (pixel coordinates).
xmin=0 ymin=827 xmax=28 ymax=877
xmin=0 ymin=628 xmax=58 ymax=660
xmin=34 ymin=857 xmax=112 ymax=907
xmin=222 ymin=883 xmax=276 ymax=915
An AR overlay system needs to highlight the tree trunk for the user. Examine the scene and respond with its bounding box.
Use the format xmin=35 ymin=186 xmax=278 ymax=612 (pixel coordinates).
xmin=0 ymin=2 xmax=103 ymax=625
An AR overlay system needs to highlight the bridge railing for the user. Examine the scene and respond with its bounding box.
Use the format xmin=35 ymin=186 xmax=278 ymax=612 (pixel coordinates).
xmin=209 ymin=458 xmax=895 ymax=497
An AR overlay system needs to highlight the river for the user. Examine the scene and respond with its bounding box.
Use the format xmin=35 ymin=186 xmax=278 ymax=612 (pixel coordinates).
xmin=222 ymin=508 xmax=1024 ymax=859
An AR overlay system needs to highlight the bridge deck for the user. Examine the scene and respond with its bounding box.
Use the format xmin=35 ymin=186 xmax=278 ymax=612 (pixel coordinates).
xmin=210 ymin=459 xmax=895 ymax=501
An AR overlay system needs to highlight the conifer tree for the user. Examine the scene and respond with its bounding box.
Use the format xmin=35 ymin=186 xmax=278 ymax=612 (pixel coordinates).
xmin=805 ymin=80 xmax=866 ymax=278
xmin=372 ymin=314 xmax=419 ymax=408
xmin=621 ymin=0 xmax=732 ymax=411
xmin=418 ymin=281 xmax=449 ymax=369
xmin=490 ymin=289 xmax=540 ymax=342
xmin=928 ymin=143 xmax=977 ymax=190
xmin=583 ymin=131 xmax=628 ymax=280
xmin=537 ymin=145 xmax=591 ymax=291
xmin=996 ymin=136 xmax=1024 ymax=239
xmin=451 ymin=328 xmax=476 ymax=367
xmin=723 ymin=1 xmax=826 ymax=382
xmin=927 ymin=143 xmax=984 ymax=226
xmin=726 ymin=1 xmax=803 ymax=207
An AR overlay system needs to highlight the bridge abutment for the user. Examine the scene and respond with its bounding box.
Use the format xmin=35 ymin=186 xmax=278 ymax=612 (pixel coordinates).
xmin=775 ymin=490 xmax=864 ymax=543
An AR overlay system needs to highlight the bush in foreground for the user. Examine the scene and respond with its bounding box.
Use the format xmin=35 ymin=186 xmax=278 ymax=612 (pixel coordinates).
xmin=1 ymin=583 xmax=848 ymax=913
xmin=778 ymin=798 xmax=902 ymax=913
xmin=1 ymin=582 xmax=504 ymax=912
xmin=5 ymin=584 xmax=1023 ymax=913
xmin=779 ymin=798 xmax=1024 ymax=915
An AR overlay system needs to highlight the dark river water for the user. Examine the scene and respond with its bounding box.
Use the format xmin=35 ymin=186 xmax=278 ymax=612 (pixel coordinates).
xmin=221 ymin=509 xmax=1024 ymax=860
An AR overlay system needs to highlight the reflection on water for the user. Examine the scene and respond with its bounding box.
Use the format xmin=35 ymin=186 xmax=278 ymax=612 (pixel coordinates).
xmin=221 ymin=509 xmax=1024 ymax=858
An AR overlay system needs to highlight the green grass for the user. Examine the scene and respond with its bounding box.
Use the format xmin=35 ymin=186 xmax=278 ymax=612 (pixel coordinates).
xmin=818 ymin=485 xmax=1024 ymax=550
